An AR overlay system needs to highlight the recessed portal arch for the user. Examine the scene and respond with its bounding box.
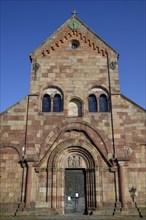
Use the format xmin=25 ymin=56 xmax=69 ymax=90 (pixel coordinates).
xmin=46 ymin=143 xmax=98 ymax=215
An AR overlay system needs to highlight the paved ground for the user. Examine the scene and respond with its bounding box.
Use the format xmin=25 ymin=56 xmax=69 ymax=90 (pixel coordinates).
xmin=0 ymin=215 xmax=145 ymax=220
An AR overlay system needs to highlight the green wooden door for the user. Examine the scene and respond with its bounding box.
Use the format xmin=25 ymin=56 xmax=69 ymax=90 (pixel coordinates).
xmin=65 ymin=169 xmax=86 ymax=214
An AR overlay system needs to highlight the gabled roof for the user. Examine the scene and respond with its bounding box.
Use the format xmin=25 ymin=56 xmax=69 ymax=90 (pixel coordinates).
xmin=30 ymin=15 xmax=119 ymax=60
xmin=73 ymin=16 xmax=119 ymax=54
xmin=121 ymin=94 xmax=146 ymax=112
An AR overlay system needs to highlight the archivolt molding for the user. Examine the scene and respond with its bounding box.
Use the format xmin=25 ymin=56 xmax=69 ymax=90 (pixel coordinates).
xmin=0 ymin=143 xmax=22 ymax=160
xmin=50 ymin=139 xmax=112 ymax=169
xmin=40 ymin=30 xmax=108 ymax=57
xmin=40 ymin=121 xmax=110 ymax=162
xmin=52 ymin=147 xmax=95 ymax=170
xmin=69 ymin=96 xmax=83 ymax=104
xmin=37 ymin=138 xmax=111 ymax=169
xmin=41 ymin=85 xmax=64 ymax=97
xmin=89 ymin=85 xmax=110 ymax=96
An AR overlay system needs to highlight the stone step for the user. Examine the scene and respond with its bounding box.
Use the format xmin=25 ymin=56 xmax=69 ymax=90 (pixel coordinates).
xmin=0 ymin=215 xmax=145 ymax=220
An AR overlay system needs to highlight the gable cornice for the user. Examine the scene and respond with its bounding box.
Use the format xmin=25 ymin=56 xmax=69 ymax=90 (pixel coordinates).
xmin=30 ymin=16 xmax=119 ymax=60
xmin=121 ymin=94 xmax=146 ymax=112
xmin=74 ymin=16 xmax=119 ymax=55
xmin=40 ymin=29 xmax=109 ymax=57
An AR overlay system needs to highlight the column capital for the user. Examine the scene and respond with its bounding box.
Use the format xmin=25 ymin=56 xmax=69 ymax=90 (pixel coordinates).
xmin=118 ymin=161 xmax=125 ymax=166
xmin=116 ymin=157 xmax=129 ymax=166
xmin=24 ymin=154 xmax=39 ymax=163
xmin=26 ymin=162 xmax=34 ymax=167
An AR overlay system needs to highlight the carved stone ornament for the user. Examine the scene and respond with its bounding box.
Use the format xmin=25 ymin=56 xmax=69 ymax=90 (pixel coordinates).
xmin=69 ymin=18 xmax=81 ymax=30
xmin=127 ymin=147 xmax=133 ymax=156
xmin=110 ymin=61 xmax=117 ymax=70
xmin=33 ymin=62 xmax=40 ymax=72
xmin=68 ymin=155 xmax=82 ymax=168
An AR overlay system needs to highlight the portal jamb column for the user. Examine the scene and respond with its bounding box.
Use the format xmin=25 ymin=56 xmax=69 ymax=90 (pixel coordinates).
xmin=25 ymin=162 xmax=33 ymax=208
xmin=118 ymin=161 xmax=127 ymax=208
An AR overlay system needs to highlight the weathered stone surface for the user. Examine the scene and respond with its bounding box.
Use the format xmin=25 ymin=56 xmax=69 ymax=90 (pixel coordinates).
xmin=0 ymin=15 xmax=145 ymax=217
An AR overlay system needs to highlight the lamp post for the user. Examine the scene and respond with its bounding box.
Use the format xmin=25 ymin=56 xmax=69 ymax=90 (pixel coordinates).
xmin=129 ymin=187 xmax=136 ymax=202
xmin=129 ymin=187 xmax=143 ymax=218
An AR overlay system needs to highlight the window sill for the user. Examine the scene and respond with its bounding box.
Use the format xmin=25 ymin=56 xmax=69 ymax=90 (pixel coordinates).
xmin=39 ymin=112 xmax=64 ymax=115
xmin=67 ymin=116 xmax=83 ymax=118
xmin=89 ymin=112 xmax=110 ymax=114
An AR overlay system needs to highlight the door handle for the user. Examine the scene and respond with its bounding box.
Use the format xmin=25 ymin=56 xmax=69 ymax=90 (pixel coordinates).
xmin=70 ymin=196 xmax=79 ymax=199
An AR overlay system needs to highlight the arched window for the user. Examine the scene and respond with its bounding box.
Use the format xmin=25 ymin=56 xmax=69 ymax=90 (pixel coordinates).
xmin=42 ymin=94 xmax=51 ymax=112
xmin=53 ymin=94 xmax=62 ymax=112
xmin=99 ymin=94 xmax=108 ymax=112
xmin=68 ymin=98 xmax=82 ymax=117
xmin=88 ymin=94 xmax=97 ymax=112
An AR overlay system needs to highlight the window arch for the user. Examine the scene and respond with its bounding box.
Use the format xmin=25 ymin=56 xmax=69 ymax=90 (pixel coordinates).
xmin=42 ymin=94 xmax=51 ymax=112
xmin=53 ymin=94 xmax=62 ymax=112
xmin=68 ymin=98 xmax=82 ymax=117
xmin=88 ymin=94 xmax=97 ymax=112
xmin=99 ymin=94 xmax=108 ymax=112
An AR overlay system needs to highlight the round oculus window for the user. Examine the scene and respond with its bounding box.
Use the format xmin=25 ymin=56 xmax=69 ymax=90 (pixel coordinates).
xmin=71 ymin=40 xmax=80 ymax=49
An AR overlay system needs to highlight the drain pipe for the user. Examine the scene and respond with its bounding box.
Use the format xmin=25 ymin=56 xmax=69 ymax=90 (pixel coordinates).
xmin=22 ymin=95 xmax=30 ymax=205
xmin=106 ymin=52 xmax=123 ymax=213
xmin=106 ymin=52 xmax=116 ymax=158
xmin=14 ymin=95 xmax=29 ymax=216
xmin=24 ymin=95 xmax=29 ymax=157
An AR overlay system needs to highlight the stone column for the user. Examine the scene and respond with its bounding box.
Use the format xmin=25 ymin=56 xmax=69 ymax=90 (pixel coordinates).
xmin=97 ymin=97 xmax=99 ymax=112
xmin=118 ymin=161 xmax=126 ymax=208
xmin=51 ymin=167 xmax=57 ymax=209
xmin=22 ymin=162 xmax=27 ymax=209
xmin=86 ymin=169 xmax=96 ymax=212
xmin=25 ymin=162 xmax=33 ymax=208
xmin=51 ymin=95 xmax=54 ymax=112
xmin=95 ymin=168 xmax=100 ymax=209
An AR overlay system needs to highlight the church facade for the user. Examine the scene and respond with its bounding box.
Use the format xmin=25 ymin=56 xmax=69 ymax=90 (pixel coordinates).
xmin=0 ymin=14 xmax=146 ymax=216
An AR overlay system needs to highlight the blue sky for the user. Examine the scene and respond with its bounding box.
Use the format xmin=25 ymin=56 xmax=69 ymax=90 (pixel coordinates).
xmin=1 ymin=0 xmax=146 ymax=112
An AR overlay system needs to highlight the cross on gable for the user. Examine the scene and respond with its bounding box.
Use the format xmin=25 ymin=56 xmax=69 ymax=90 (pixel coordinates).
xmin=72 ymin=10 xmax=77 ymax=16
